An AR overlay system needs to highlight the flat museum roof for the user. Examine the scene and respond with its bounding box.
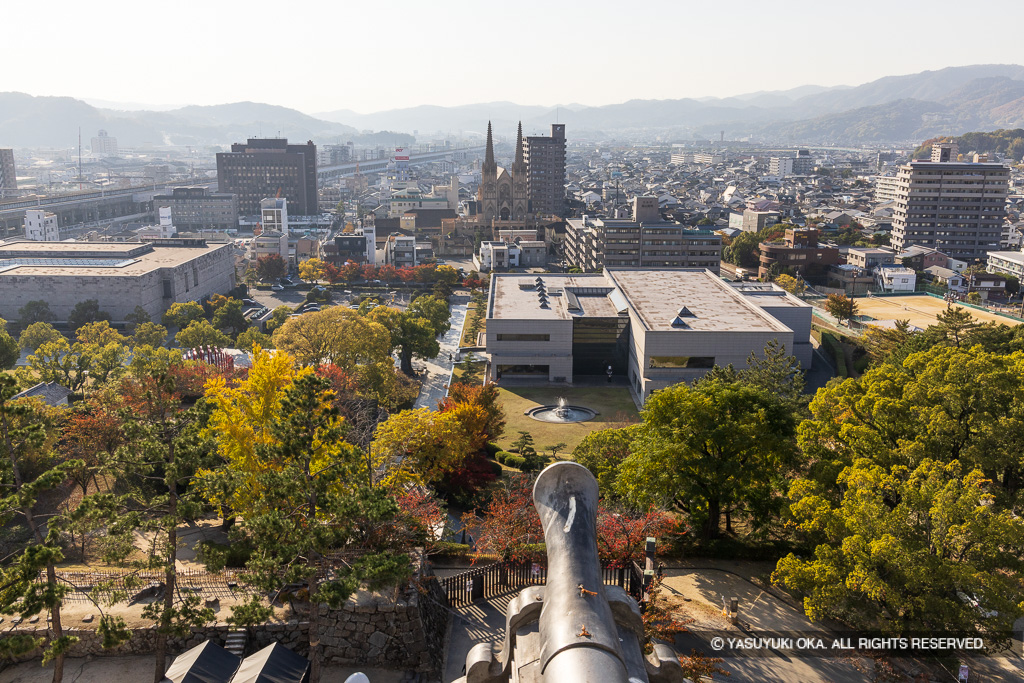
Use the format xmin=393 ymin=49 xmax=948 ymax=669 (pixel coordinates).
xmin=0 ymin=240 xmax=231 ymax=277
xmin=606 ymin=269 xmax=790 ymax=333
xmin=490 ymin=269 xmax=791 ymax=333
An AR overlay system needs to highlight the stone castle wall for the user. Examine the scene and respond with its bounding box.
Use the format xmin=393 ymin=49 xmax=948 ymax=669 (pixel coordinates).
xmin=4 ymin=576 xmax=449 ymax=675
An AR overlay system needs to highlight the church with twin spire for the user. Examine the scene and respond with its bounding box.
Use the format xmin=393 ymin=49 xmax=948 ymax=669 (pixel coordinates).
xmin=477 ymin=121 xmax=531 ymax=224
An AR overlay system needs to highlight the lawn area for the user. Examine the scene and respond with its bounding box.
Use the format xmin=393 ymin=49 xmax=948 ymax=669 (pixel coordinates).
xmin=452 ymin=358 xmax=486 ymax=384
xmin=495 ymin=386 xmax=640 ymax=454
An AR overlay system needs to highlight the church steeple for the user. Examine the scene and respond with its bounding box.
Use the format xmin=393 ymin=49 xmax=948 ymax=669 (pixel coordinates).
xmin=484 ymin=121 xmax=495 ymax=171
xmin=514 ymin=121 xmax=525 ymax=167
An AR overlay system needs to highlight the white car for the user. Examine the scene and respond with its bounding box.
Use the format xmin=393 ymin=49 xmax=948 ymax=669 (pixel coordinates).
xmin=271 ymin=284 xmax=284 ymax=292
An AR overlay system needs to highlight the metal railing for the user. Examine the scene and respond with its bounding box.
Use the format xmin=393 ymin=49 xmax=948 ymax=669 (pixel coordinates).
xmin=441 ymin=559 xmax=643 ymax=607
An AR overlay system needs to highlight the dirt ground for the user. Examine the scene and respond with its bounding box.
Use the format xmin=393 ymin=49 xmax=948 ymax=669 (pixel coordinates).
xmin=856 ymin=294 xmax=1022 ymax=329
xmin=2 ymin=656 xmax=410 ymax=683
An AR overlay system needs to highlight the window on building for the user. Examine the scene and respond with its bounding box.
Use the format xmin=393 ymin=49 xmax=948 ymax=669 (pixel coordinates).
xmin=495 ymin=331 xmax=552 ymax=342
xmin=649 ymin=356 xmax=715 ymax=369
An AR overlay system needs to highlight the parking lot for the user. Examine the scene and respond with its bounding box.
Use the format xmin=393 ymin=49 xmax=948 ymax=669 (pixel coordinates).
xmin=247 ymin=285 xmax=414 ymax=315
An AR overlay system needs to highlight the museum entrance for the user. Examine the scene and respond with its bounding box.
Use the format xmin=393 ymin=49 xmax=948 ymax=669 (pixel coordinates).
xmin=571 ymin=316 xmax=629 ymax=376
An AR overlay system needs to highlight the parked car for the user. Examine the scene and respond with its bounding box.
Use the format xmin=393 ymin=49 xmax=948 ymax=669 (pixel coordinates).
xmin=242 ymin=298 xmax=259 ymax=307
xmin=271 ymin=284 xmax=284 ymax=292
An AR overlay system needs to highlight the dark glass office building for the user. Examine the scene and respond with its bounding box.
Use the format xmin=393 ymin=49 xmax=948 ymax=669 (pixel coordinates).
xmin=216 ymin=139 xmax=318 ymax=217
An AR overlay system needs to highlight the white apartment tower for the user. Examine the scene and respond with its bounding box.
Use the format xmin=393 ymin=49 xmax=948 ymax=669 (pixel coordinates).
xmin=889 ymin=159 xmax=1009 ymax=260
xmin=24 ymin=209 xmax=60 ymax=241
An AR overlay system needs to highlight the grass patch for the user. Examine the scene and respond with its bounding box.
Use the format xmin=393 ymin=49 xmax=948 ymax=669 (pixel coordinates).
xmin=460 ymin=305 xmax=486 ymax=346
xmin=496 ymin=386 xmax=640 ymax=454
xmin=452 ymin=360 xmax=486 ymax=385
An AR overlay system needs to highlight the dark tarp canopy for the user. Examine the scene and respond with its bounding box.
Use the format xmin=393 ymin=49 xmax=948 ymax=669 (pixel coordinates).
xmin=162 ymin=640 xmax=241 ymax=683
xmin=230 ymin=642 xmax=310 ymax=683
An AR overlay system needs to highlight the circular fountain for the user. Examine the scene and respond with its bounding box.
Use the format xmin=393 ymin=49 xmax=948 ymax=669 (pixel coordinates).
xmin=526 ymin=397 xmax=597 ymax=423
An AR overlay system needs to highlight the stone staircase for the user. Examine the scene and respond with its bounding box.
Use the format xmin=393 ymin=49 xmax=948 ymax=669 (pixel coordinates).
xmin=224 ymin=629 xmax=247 ymax=657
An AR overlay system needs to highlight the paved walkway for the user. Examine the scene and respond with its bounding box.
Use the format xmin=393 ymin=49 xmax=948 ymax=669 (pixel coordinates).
xmin=413 ymin=297 xmax=468 ymax=411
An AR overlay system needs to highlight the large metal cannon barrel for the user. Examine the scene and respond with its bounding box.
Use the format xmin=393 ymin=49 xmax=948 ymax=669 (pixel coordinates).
xmin=456 ymin=462 xmax=685 ymax=683
xmin=533 ymin=461 xmax=632 ymax=681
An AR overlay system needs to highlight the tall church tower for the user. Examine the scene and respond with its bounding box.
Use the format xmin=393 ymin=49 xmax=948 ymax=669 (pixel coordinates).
xmin=479 ymin=121 xmax=498 ymax=221
xmin=512 ymin=121 xmax=529 ymax=219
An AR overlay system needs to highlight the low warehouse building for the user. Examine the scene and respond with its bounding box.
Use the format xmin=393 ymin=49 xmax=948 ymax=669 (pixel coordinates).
xmin=0 ymin=238 xmax=235 ymax=323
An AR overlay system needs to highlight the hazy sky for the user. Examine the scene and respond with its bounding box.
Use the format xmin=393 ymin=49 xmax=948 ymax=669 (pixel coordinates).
xmin=8 ymin=0 xmax=1023 ymax=113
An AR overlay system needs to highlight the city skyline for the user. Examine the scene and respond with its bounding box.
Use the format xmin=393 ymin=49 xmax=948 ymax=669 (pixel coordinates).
xmin=8 ymin=0 xmax=1024 ymax=114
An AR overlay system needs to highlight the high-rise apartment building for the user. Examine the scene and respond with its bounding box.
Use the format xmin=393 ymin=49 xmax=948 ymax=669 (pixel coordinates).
xmin=524 ymin=124 xmax=566 ymax=217
xmin=0 ymin=149 xmax=16 ymax=198
xmin=217 ymin=139 xmax=318 ymax=216
xmin=889 ymin=160 xmax=1009 ymax=260
xmin=931 ymin=142 xmax=959 ymax=163
xmin=91 ymin=130 xmax=119 ymax=156
xmin=769 ymin=157 xmax=794 ymax=177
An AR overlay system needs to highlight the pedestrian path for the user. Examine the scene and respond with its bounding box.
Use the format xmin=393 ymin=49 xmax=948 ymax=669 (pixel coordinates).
xmin=413 ymin=298 xmax=468 ymax=411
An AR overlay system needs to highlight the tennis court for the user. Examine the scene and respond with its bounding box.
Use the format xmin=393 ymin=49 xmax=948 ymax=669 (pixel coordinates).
xmin=855 ymin=295 xmax=1022 ymax=329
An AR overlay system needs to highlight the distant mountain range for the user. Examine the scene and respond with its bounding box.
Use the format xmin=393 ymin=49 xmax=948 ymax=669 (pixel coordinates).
xmin=4 ymin=65 xmax=1024 ymax=148
xmin=0 ymin=95 xmax=413 ymax=149
xmin=317 ymin=64 xmax=1024 ymax=144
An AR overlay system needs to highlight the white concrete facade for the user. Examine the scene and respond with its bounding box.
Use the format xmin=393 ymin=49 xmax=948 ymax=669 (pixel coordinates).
xmin=485 ymin=269 xmax=810 ymax=404
xmin=24 ymin=209 xmax=59 ymax=241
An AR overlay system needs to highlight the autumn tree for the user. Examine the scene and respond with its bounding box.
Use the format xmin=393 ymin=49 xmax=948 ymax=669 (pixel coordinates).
xmin=273 ymin=308 xmax=391 ymax=368
xmin=161 ymin=301 xmax=206 ymax=330
xmin=256 ymin=253 xmax=287 ymax=282
xmin=75 ymin=320 xmax=125 ymax=347
xmin=617 ymin=379 xmax=797 ymax=540
xmin=87 ymin=373 xmax=218 ymax=682
xmin=29 ymin=339 xmax=91 ymax=392
xmin=796 ymin=345 xmax=1024 ymax=507
xmin=572 ymin=425 xmax=640 ymax=493
xmin=773 ymin=273 xmax=805 ymax=295
xmin=862 ymin=319 xmax=915 ymax=362
xmin=175 ymin=320 xmax=231 ymax=349
xmin=462 ymin=474 xmax=542 ymax=562
xmin=211 ymin=298 xmax=248 ymax=337
xmin=0 ymin=377 xmax=81 ymax=681
xmin=824 ymin=293 xmax=858 ymax=325
xmin=236 ymin=327 xmax=272 ymax=353
xmin=298 ymin=257 xmax=327 ymax=284
xmin=370 ymin=408 xmax=472 ymax=487
xmin=19 ymin=321 xmax=63 ymax=354
xmin=131 ymin=322 xmax=169 ymax=348
xmin=200 ymin=347 xmax=298 ymax=511
xmin=202 ymin=373 xmax=410 ymax=683
xmin=408 ymin=294 xmax=451 ymax=336
xmin=367 ymin=306 xmax=441 ymax=375
xmin=438 ymin=382 xmax=505 ymax=451
xmin=595 ymin=506 xmax=675 ymax=568
xmin=265 ymin=305 xmax=293 ymax=334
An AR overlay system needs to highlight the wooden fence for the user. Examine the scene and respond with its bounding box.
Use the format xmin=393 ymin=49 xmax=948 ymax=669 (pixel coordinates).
xmin=441 ymin=560 xmax=643 ymax=607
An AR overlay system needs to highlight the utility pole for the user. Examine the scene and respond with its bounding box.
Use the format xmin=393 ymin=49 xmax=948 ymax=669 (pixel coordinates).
xmin=78 ymin=127 xmax=83 ymax=190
